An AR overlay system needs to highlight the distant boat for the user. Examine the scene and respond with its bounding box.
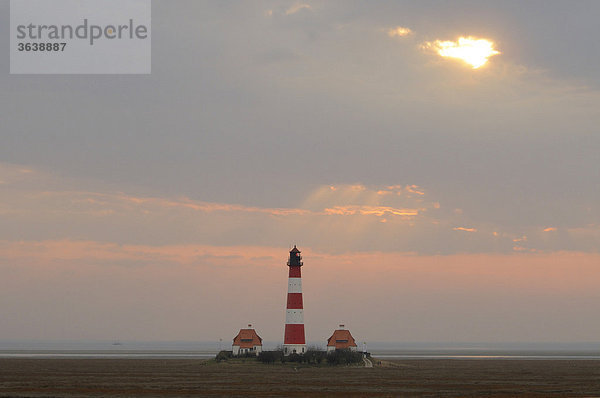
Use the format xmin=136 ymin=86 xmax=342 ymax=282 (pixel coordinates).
xmin=112 ymin=342 xmax=123 ymax=346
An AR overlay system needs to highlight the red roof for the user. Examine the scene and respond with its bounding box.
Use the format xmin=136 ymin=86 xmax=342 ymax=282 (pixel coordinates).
xmin=232 ymin=328 xmax=263 ymax=348
xmin=327 ymin=329 xmax=357 ymax=349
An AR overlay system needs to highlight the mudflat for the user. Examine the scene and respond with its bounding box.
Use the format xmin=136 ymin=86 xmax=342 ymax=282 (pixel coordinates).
xmin=1 ymin=358 xmax=599 ymax=397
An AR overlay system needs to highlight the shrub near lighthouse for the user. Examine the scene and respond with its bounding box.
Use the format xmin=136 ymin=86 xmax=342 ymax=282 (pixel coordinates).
xmin=283 ymin=246 xmax=306 ymax=355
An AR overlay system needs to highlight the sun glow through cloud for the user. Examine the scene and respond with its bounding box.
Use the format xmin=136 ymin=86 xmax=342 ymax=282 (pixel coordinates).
xmin=423 ymin=37 xmax=500 ymax=69
xmin=388 ymin=26 xmax=412 ymax=38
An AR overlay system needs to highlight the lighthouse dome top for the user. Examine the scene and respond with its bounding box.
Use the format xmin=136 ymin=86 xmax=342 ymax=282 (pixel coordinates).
xmin=287 ymin=245 xmax=303 ymax=267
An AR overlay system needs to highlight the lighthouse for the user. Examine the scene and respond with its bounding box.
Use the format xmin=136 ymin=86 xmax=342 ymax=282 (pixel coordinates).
xmin=283 ymin=245 xmax=306 ymax=355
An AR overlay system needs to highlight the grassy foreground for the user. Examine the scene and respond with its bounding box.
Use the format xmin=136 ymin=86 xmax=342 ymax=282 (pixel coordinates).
xmin=1 ymin=357 xmax=600 ymax=397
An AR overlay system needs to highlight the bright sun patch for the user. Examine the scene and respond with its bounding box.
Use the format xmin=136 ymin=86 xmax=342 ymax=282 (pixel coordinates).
xmin=423 ymin=37 xmax=500 ymax=69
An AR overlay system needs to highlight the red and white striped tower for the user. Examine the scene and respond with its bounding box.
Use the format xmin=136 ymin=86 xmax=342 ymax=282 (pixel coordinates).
xmin=283 ymin=245 xmax=306 ymax=355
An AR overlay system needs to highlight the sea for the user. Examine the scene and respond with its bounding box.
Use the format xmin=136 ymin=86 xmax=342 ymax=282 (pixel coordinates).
xmin=1 ymin=341 xmax=599 ymax=360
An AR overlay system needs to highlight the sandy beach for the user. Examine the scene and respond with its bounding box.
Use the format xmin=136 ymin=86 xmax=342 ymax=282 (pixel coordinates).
xmin=1 ymin=358 xmax=599 ymax=397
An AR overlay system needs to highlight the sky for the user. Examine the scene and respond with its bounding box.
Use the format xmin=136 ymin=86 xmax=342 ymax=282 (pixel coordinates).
xmin=0 ymin=0 xmax=599 ymax=344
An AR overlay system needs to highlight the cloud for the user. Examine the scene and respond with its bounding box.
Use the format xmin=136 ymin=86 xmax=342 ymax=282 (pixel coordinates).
xmin=543 ymin=227 xmax=557 ymax=232
xmin=323 ymin=205 xmax=420 ymax=217
xmin=405 ymin=185 xmax=425 ymax=196
xmin=0 ymin=167 xmax=442 ymax=252
xmin=116 ymin=194 xmax=310 ymax=216
xmin=453 ymin=227 xmax=477 ymax=232
xmin=1 ymin=163 xmax=599 ymax=255
xmin=387 ymin=26 xmax=412 ymax=38
xmin=285 ymin=3 xmax=312 ymax=16
xmin=371 ymin=184 xmax=425 ymax=197
xmin=0 ymin=163 xmax=38 ymax=185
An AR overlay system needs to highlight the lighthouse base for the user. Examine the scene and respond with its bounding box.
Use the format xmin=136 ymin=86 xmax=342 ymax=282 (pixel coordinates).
xmin=283 ymin=344 xmax=306 ymax=355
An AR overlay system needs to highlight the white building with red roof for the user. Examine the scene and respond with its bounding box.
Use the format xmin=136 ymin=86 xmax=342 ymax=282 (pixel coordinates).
xmin=232 ymin=325 xmax=263 ymax=356
xmin=326 ymin=325 xmax=358 ymax=353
